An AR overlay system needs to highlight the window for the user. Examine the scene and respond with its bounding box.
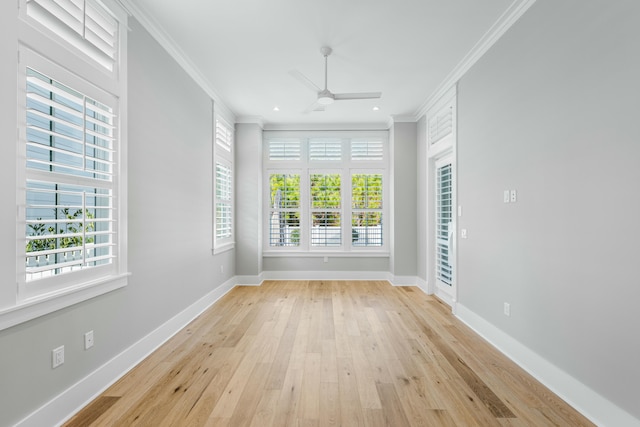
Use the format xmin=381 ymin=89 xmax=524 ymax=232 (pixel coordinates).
xmin=213 ymin=116 xmax=234 ymax=252
xmin=310 ymin=172 xmax=342 ymax=247
xmin=268 ymin=173 xmax=301 ymax=247
xmin=264 ymin=132 xmax=388 ymax=254
xmin=2 ymin=0 xmax=128 ymax=331
xmin=22 ymin=0 xmax=119 ymax=73
xmin=352 ymin=173 xmax=383 ymax=246
xmin=24 ymin=67 xmax=116 ymax=284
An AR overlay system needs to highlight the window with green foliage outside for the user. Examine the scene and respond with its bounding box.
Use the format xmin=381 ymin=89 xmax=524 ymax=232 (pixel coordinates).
xmin=269 ymin=173 xmax=300 ymax=246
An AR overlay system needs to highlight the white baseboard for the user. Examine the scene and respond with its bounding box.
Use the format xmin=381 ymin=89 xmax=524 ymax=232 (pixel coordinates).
xmin=15 ymin=277 xmax=237 ymax=427
xmin=388 ymin=275 xmax=418 ymax=286
xmin=261 ymin=270 xmax=392 ymax=281
xmin=234 ymin=273 xmax=264 ymax=285
xmin=251 ymin=271 xmax=422 ymax=288
xmin=414 ymin=276 xmax=429 ymax=294
xmin=455 ymin=303 xmax=639 ymax=427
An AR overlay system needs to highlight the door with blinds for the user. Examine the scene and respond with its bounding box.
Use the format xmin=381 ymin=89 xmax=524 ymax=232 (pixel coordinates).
xmin=435 ymin=154 xmax=456 ymax=300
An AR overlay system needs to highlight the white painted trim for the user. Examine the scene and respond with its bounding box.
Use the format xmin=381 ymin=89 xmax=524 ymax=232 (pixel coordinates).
xmin=0 ymin=274 xmax=129 ymax=332
xmin=455 ymin=304 xmax=639 ymax=427
xmin=117 ymin=0 xmax=236 ymax=124
xmin=262 ymin=251 xmax=390 ymax=258
xmin=389 ymin=115 xmax=418 ymax=124
xmin=261 ymin=270 xmax=392 ymax=282
xmin=235 ymin=116 xmax=265 ymax=128
xmin=15 ymin=277 xmax=237 ymax=427
xmin=388 ymin=275 xmax=418 ymax=286
xmin=263 ymin=122 xmax=390 ymax=132
xmin=415 ymin=0 xmax=537 ymax=119
xmin=234 ymin=274 xmax=264 ymax=286
xmin=415 ymin=276 xmax=429 ymax=295
xmin=434 ymin=287 xmax=457 ymax=313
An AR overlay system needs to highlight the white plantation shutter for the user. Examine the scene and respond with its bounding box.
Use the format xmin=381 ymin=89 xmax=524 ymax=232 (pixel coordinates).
xmin=428 ymin=104 xmax=453 ymax=145
xmin=351 ymin=139 xmax=383 ymax=161
xmin=25 ymin=0 xmax=118 ymax=71
xmin=309 ymin=139 xmax=341 ymax=161
xmin=215 ymin=162 xmax=232 ymax=240
xmin=215 ymin=118 xmax=233 ymax=152
xmin=24 ymin=67 xmax=116 ymax=282
xmin=269 ymin=140 xmax=301 ymax=161
xmin=213 ymin=116 xmax=234 ymax=249
xmin=435 ymin=162 xmax=453 ymax=285
xmin=269 ymin=173 xmax=301 ymax=247
xmin=351 ymin=174 xmax=383 ymax=247
xmin=310 ymin=173 xmax=342 ymax=247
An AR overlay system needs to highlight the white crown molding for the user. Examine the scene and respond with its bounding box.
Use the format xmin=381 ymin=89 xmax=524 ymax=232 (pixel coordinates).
xmin=235 ymin=116 xmax=265 ymax=129
xmin=415 ymin=0 xmax=538 ymax=119
xmin=390 ymin=114 xmax=418 ymax=123
xmin=118 ymin=0 xmax=236 ymax=123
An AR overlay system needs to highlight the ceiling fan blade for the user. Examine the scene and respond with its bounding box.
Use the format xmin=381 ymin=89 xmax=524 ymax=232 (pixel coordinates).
xmin=289 ymin=69 xmax=321 ymax=93
xmin=334 ymin=92 xmax=382 ymax=100
xmin=302 ymin=102 xmax=325 ymax=114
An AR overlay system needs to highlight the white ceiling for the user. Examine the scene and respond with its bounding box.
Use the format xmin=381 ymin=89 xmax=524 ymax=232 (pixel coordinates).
xmin=128 ymin=0 xmax=516 ymax=126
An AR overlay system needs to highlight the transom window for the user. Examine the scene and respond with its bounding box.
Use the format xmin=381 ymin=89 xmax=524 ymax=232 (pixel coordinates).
xmin=264 ymin=132 xmax=388 ymax=254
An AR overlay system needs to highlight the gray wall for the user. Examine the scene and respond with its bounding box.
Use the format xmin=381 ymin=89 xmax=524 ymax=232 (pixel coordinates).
xmin=391 ymin=122 xmax=418 ymax=277
xmin=0 ymin=17 xmax=235 ymax=425
xmin=235 ymin=123 xmax=263 ymax=277
xmin=415 ymin=117 xmax=428 ymax=282
xmin=456 ymin=0 xmax=640 ymax=419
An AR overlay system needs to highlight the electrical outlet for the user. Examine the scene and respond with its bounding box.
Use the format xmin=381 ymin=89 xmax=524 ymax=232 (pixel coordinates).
xmin=52 ymin=346 xmax=64 ymax=368
xmin=84 ymin=331 xmax=94 ymax=350
xmin=510 ymin=189 xmax=517 ymax=203
xmin=504 ymin=302 xmax=511 ymax=317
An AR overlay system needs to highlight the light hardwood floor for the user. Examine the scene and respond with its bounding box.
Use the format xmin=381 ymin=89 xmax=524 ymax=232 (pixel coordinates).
xmin=65 ymin=280 xmax=594 ymax=426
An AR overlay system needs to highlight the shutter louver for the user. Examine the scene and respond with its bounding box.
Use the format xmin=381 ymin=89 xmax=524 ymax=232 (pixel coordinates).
xmin=428 ymin=105 xmax=453 ymax=145
xmin=25 ymin=67 xmax=116 ymax=281
xmin=351 ymin=140 xmax=383 ymax=161
xmin=215 ymin=119 xmax=233 ymax=152
xmin=351 ymin=174 xmax=383 ymax=247
xmin=215 ymin=162 xmax=232 ymax=240
xmin=269 ymin=140 xmax=301 ymax=161
xmin=436 ymin=163 xmax=453 ymax=285
xmin=309 ymin=139 xmax=341 ymax=161
xmin=26 ymin=0 xmax=118 ymax=71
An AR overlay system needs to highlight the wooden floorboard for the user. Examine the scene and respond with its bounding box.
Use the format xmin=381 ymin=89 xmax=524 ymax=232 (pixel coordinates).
xmin=64 ymin=280 xmax=594 ymax=426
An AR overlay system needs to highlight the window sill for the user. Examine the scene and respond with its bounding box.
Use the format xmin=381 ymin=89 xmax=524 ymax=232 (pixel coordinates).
xmin=213 ymin=242 xmax=235 ymax=255
xmin=0 ymin=272 xmax=130 ymax=332
xmin=263 ymin=251 xmax=390 ymax=258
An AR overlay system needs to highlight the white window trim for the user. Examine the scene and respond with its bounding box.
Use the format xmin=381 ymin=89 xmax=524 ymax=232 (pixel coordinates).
xmin=213 ymin=113 xmax=234 ymax=254
xmin=1 ymin=0 xmax=129 ymax=332
xmin=263 ymin=131 xmax=390 ymax=257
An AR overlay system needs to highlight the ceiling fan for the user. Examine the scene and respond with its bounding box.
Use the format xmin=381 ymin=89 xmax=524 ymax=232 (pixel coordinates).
xmin=290 ymin=46 xmax=382 ymax=113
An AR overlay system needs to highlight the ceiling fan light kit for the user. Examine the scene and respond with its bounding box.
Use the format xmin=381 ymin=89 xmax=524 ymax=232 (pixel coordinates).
xmin=292 ymin=46 xmax=382 ymax=112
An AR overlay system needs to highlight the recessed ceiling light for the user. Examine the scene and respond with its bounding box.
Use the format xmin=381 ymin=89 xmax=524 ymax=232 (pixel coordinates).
xmin=273 ymin=106 xmax=280 ymax=111
xmin=372 ymin=106 xmax=380 ymax=111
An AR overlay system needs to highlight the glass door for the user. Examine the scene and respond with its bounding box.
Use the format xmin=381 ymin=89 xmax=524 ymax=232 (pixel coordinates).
xmin=435 ymin=153 xmax=456 ymax=302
